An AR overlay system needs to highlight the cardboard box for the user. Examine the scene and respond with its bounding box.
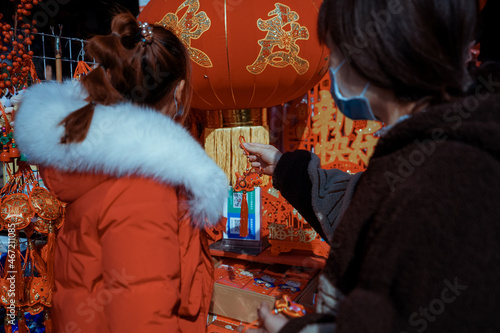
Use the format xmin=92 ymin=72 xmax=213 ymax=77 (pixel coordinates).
xmin=210 ymin=272 xmax=319 ymax=323
xmin=210 ymin=281 xmax=276 ymax=323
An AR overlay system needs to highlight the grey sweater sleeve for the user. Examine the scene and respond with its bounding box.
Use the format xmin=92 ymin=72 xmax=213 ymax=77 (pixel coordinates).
xmin=308 ymin=153 xmax=362 ymax=242
xmin=273 ymin=150 xmax=361 ymax=243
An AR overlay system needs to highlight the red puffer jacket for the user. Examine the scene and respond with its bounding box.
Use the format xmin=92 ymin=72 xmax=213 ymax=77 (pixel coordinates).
xmin=15 ymin=81 xmax=229 ymax=332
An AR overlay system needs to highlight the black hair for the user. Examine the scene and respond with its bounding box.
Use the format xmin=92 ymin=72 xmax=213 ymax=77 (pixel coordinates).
xmin=318 ymin=0 xmax=479 ymax=104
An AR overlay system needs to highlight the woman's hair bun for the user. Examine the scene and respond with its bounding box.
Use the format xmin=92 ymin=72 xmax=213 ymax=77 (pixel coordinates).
xmin=111 ymin=12 xmax=141 ymax=50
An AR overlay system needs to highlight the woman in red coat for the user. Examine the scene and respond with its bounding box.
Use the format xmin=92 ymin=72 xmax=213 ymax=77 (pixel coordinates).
xmin=15 ymin=13 xmax=228 ymax=332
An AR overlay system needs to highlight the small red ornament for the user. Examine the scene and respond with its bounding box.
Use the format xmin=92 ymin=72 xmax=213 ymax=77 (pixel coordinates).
xmin=0 ymin=193 xmax=34 ymax=229
xmin=233 ymin=136 xmax=264 ymax=238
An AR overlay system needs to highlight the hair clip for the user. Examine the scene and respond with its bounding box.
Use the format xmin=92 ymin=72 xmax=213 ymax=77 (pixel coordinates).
xmin=138 ymin=21 xmax=154 ymax=45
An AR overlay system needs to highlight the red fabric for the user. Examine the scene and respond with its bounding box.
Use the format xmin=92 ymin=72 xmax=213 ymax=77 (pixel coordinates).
xmin=41 ymin=167 xmax=214 ymax=333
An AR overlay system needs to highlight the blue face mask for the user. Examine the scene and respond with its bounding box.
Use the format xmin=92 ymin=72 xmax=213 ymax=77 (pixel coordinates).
xmin=329 ymin=60 xmax=377 ymax=121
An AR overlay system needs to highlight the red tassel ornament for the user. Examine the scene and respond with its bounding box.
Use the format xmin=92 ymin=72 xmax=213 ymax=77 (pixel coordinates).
xmin=239 ymin=192 xmax=249 ymax=238
xmin=44 ymin=309 xmax=52 ymax=333
xmin=17 ymin=313 xmax=28 ymax=333
xmin=46 ymin=225 xmax=56 ymax=292
xmin=234 ymin=136 xmax=263 ymax=238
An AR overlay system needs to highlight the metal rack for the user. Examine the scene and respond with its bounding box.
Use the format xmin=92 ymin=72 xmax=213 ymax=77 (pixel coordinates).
xmin=29 ymin=29 xmax=97 ymax=81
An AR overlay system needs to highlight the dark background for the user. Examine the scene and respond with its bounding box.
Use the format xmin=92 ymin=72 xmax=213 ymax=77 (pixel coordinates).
xmin=0 ymin=0 xmax=140 ymax=80
xmin=0 ymin=0 xmax=140 ymax=38
xmin=479 ymin=0 xmax=500 ymax=63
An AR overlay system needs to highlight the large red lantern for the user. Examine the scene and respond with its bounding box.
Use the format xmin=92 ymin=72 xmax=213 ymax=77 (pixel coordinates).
xmin=139 ymin=0 xmax=329 ymax=110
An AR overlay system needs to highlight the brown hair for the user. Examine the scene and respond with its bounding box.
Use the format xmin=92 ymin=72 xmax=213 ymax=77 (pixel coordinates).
xmin=60 ymin=12 xmax=192 ymax=144
xmin=317 ymin=0 xmax=479 ymax=105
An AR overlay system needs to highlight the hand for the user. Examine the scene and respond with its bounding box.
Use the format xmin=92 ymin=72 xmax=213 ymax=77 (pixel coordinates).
xmin=237 ymin=303 xmax=289 ymax=333
xmin=242 ymin=143 xmax=282 ymax=177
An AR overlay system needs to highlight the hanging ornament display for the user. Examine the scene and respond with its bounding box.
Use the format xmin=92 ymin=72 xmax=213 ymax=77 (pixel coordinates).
xmin=0 ymin=97 xmax=23 ymax=164
xmin=0 ymin=162 xmax=66 ymax=333
xmin=0 ymin=0 xmax=40 ymax=92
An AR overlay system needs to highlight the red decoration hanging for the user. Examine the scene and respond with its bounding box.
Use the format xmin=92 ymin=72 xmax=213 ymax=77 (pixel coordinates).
xmin=241 ymin=295 xmax=306 ymax=332
xmin=0 ymin=162 xmax=66 ymax=329
xmin=233 ymin=136 xmax=263 ymax=237
xmin=73 ymin=61 xmax=93 ymax=80
xmin=0 ymin=0 xmax=40 ymax=91
xmin=239 ymin=193 xmax=249 ymax=238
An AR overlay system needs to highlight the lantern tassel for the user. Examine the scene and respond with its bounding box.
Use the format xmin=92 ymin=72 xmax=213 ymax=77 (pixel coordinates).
xmin=25 ymin=225 xmax=47 ymax=277
xmin=205 ymin=125 xmax=270 ymax=187
xmin=17 ymin=317 xmax=28 ymax=333
xmin=45 ymin=318 xmax=53 ymax=333
xmin=14 ymin=240 xmax=23 ymax=303
xmin=44 ymin=309 xmax=52 ymax=333
xmin=240 ymin=192 xmax=249 ymax=238
xmin=46 ymin=228 xmax=56 ymax=292
xmin=32 ymin=243 xmax=47 ymax=276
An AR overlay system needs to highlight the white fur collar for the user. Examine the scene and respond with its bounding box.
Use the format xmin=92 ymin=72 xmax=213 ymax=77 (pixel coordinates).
xmin=15 ymin=81 xmax=228 ymax=227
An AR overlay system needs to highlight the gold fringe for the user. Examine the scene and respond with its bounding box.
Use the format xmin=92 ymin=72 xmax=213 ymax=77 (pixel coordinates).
xmin=217 ymin=128 xmax=232 ymax=180
xmin=205 ymin=128 xmax=216 ymax=162
xmin=204 ymin=126 xmax=270 ymax=187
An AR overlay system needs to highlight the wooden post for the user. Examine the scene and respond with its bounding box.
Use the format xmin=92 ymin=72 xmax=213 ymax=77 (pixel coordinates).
xmin=52 ymin=26 xmax=63 ymax=82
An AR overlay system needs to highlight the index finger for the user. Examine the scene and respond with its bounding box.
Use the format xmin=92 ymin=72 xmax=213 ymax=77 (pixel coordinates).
xmin=242 ymin=143 xmax=271 ymax=156
xmin=245 ymin=142 xmax=271 ymax=148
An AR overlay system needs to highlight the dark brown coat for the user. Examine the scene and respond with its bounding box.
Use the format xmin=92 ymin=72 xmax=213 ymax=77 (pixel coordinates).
xmin=275 ymin=64 xmax=500 ymax=332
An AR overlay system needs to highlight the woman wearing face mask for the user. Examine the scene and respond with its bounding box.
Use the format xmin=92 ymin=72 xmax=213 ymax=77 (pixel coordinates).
xmin=242 ymin=0 xmax=500 ymax=332
xmin=15 ymin=13 xmax=228 ymax=332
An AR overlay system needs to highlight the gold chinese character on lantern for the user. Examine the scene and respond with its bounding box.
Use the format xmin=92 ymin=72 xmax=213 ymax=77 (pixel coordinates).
xmin=156 ymin=0 xmax=213 ymax=68
xmin=247 ymin=3 xmax=310 ymax=75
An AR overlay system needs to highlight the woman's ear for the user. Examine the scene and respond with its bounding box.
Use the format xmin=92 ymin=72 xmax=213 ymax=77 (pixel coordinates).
xmin=175 ymin=80 xmax=185 ymax=103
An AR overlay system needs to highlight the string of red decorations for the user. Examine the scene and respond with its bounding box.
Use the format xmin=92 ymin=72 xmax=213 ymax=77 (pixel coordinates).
xmin=0 ymin=0 xmax=40 ymax=91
